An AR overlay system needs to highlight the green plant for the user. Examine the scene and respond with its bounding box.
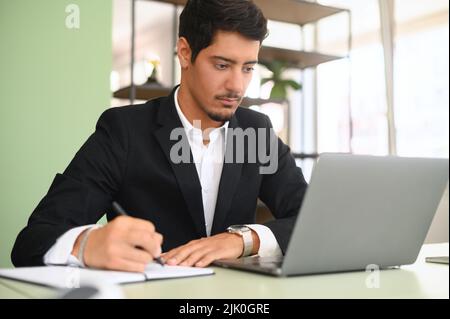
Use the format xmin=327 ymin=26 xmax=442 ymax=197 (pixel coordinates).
xmin=145 ymin=58 xmax=161 ymax=85
xmin=260 ymin=60 xmax=302 ymax=99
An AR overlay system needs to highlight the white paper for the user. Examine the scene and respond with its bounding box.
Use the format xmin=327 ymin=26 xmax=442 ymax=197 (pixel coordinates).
xmin=0 ymin=263 xmax=214 ymax=289
xmin=144 ymin=262 xmax=214 ymax=280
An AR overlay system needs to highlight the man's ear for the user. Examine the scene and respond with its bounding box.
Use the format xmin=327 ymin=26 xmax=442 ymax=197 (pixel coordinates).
xmin=177 ymin=37 xmax=192 ymax=69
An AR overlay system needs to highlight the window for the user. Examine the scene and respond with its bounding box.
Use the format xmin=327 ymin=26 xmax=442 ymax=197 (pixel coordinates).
xmin=394 ymin=0 xmax=449 ymax=158
xmin=317 ymin=0 xmax=388 ymax=155
xmin=316 ymin=0 xmax=449 ymax=159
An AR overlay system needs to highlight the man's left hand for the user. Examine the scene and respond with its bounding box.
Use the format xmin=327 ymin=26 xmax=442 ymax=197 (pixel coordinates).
xmin=162 ymin=231 xmax=259 ymax=267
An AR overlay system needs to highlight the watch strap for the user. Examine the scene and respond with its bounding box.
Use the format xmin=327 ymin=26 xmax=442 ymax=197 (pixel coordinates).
xmin=241 ymin=227 xmax=253 ymax=257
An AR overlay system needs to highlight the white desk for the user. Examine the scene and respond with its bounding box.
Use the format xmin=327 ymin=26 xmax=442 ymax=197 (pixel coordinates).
xmin=1 ymin=243 xmax=448 ymax=299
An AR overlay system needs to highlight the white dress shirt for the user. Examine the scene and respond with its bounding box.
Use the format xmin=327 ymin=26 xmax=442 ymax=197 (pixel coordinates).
xmin=44 ymin=88 xmax=281 ymax=266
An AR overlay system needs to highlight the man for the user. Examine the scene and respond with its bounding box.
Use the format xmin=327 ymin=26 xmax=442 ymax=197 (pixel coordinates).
xmin=12 ymin=0 xmax=307 ymax=272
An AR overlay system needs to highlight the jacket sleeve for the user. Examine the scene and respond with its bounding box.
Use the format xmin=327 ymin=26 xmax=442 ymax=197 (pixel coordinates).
xmin=258 ymin=115 xmax=308 ymax=254
xmin=11 ymin=108 xmax=128 ymax=266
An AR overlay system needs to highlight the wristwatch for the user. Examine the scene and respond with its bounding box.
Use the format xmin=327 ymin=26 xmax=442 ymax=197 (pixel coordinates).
xmin=227 ymin=225 xmax=253 ymax=257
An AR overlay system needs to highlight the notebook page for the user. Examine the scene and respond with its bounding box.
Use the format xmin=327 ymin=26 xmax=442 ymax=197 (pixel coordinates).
xmin=0 ymin=266 xmax=145 ymax=288
xmin=144 ymin=262 xmax=214 ymax=280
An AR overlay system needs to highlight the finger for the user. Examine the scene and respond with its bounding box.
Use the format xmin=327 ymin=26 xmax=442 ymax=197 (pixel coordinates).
xmin=121 ymin=246 xmax=153 ymax=265
xmin=106 ymin=257 xmax=146 ymax=273
xmin=126 ymin=229 xmax=162 ymax=257
xmin=162 ymin=241 xmax=197 ymax=262
xmin=113 ymin=215 xmax=156 ymax=233
xmin=179 ymin=247 xmax=212 ymax=267
xmin=195 ymin=252 xmax=219 ymax=268
xmin=166 ymin=243 xmax=201 ymax=266
xmin=152 ymin=232 xmax=163 ymax=248
xmin=127 ymin=217 xmax=156 ymax=234
xmin=161 ymin=247 xmax=183 ymax=265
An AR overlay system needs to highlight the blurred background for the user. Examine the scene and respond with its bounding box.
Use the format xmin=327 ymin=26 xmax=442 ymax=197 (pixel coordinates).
xmin=0 ymin=0 xmax=448 ymax=268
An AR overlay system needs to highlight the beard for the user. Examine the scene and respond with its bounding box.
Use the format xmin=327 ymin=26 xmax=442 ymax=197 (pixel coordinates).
xmin=203 ymin=95 xmax=242 ymax=122
xmin=190 ymin=89 xmax=242 ymax=122
xmin=206 ymin=109 xmax=236 ymax=122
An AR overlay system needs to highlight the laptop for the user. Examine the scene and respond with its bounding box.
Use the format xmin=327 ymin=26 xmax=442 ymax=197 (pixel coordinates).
xmin=214 ymin=154 xmax=449 ymax=276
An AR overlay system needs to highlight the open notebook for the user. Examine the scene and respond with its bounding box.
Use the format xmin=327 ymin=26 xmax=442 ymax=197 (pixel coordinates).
xmin=0 ymin=263 xmax=214 ymax=288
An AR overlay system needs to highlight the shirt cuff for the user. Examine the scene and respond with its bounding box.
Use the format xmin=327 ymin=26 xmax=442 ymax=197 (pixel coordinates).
xmin=246 ymin=224 xmax=283 ymax=258
xmin=43 ymin=225 xmax=100 ymax=267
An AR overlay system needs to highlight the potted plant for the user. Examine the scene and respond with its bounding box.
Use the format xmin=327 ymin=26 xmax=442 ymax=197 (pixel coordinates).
xmin=145 ymin=58 xmax=162 ymax=87
xmin=260 ymin=60 xmax=302 ymax=99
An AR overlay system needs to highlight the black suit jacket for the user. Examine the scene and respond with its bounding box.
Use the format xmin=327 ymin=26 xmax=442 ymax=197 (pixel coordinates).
xmin=12 ymin=87 xmax=308 ymax=266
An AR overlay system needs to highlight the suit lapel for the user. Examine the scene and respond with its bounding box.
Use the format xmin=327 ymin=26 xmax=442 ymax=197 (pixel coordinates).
xmin=211 ymin=116 xmax=244 ymax=234
xmin=153 ymin=88 xmax=206 ymax=238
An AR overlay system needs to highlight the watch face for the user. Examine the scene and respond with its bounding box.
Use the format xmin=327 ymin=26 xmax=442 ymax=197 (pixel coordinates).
xmin=228 ymin=225 xmax=248 ymax=232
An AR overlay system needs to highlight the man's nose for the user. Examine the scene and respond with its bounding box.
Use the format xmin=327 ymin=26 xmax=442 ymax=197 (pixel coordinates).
xmin=224 ymin=69 xmax=245 ymax=96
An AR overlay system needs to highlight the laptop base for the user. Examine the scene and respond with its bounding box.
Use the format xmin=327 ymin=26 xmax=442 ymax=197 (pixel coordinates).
xmin=213 ymin=257 xmax=284 ymax=276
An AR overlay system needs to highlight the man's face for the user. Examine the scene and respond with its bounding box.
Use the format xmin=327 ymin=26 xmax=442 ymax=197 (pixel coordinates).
xmin=180 ymin=30 xmax=260 ymax=123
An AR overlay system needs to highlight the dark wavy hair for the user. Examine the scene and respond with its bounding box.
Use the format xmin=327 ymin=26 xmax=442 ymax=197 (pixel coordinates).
xmin=179 ymin=0 xmax=268 ymax=62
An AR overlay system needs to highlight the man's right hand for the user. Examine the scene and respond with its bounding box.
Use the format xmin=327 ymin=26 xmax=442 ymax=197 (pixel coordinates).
xmin=71 ymin=216 xmax=163 ymax=273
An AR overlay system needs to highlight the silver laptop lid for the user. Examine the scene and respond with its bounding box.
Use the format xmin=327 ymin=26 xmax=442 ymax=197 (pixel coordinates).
xmin=282 ymin=154 xmax=449 ymax=276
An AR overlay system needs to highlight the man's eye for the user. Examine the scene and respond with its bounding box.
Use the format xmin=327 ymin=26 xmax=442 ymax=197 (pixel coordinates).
xmin=244 ymin=67 xmax=255 ymax=73
xmin=216 ymin=64 xmax=228 ymax=70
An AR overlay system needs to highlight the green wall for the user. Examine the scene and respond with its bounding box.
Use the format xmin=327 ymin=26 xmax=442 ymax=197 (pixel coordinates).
xmin=0 ymin=0 xmax=112 ymax=267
